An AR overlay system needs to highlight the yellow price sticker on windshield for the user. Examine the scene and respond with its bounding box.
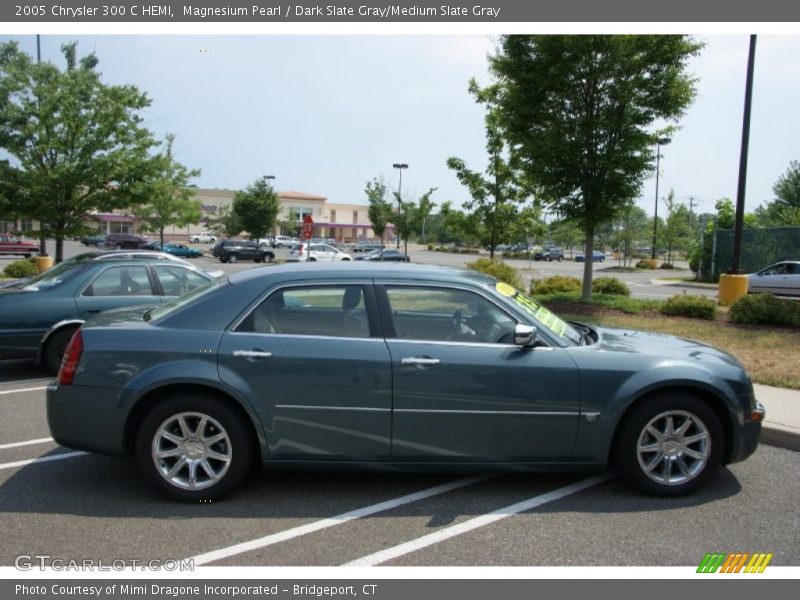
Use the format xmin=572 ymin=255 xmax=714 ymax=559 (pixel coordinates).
xmin=495 ymin=282 xmax=517 ymax=298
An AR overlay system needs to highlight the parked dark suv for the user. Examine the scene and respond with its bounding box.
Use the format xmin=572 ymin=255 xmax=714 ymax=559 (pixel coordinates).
xmin=103 ymin=233 xmax=148 ymax=250
xmin=217 ymin=239 xmax=275 ymax=264
xmin=534 ymin=246 xmax=564 ymax=262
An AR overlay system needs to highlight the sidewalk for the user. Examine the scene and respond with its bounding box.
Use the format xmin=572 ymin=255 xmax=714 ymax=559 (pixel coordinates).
xmin=754 ymin=383 xmax=800 ymax=452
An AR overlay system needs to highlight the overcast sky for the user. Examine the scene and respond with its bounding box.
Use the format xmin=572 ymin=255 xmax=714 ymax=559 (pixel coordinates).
xmin=2 ymin=34 xmax=798 ymax=218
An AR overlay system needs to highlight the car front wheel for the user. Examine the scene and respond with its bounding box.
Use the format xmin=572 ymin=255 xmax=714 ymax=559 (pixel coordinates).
xmin=136 ymin=394 xmax=254 ymax=502
xmin=616 ymin=394 xmax=723 ymax=497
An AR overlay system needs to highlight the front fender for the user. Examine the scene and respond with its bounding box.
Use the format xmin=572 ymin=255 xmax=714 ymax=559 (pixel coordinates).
xmin=572 ymin=360 xmax=741 ymax=463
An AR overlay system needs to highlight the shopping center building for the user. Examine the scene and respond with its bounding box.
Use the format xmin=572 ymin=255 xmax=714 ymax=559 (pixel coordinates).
xmin=0 ymin=188 xmax=392 ymax=242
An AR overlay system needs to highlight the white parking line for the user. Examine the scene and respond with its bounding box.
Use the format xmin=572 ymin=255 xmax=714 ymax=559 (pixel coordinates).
xmin=0 ymin=386 xmax=48 ymax=396
xmin=344 ymin=473 xmax=614 ymax=566
xmin=189 ymin=474 xmax=493 ymax=566
xmin=0 ymin=451 xmax=87 ymax=471
xmin=0 ymin=437 xmax=54 ymax=450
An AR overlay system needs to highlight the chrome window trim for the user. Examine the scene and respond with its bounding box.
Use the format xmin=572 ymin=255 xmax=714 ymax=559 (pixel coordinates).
xmin=230 ymin=280 xmax=374 ymax=334
xmin=228 ymin=331 xmax=386 ymax=343
xmin=386 ymin=338 xmax=554 ymax=351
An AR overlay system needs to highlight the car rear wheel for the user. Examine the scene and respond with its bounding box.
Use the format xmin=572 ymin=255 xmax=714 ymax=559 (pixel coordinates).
xmin=43 ymin=327 xmax=79 ymax=374
xmin=116 ymin=243 xmax=123 ymax=250
xmin=227 ymin=254 xmax=238 ymax=264
xmin=136 ymin=394 xmax=254 ymax=502
xmin=616 ymin=394 xmax=723 ymax=496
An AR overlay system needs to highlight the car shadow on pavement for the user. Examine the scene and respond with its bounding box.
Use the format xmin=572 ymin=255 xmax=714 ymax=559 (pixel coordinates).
xmin=0 ymin=359 xmax=51 ymax=383
xmin=0 ymin=447 xmax=743 ymax=521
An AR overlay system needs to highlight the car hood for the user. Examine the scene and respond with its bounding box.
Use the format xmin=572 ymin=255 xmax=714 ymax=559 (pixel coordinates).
xmin=590 ymin=325 xmax=743 ymax=369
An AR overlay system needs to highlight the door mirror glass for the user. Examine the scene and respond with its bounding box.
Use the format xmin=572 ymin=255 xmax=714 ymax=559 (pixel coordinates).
xmin=514 ymin=324 xmax=537 ymax=347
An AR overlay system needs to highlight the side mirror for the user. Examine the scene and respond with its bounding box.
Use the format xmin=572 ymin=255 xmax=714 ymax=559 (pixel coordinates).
xmin=514 ymin=324 xmax=537 ymax=348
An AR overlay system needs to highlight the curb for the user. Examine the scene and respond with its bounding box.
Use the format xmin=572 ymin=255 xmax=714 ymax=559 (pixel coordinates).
xmin=760 ymin=424 xmax=800 ymax=452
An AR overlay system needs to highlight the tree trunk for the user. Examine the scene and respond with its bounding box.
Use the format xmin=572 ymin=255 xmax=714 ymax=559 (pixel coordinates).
xmin=55 ymin=234 xmax=64 ymax=263
xmin=160 ymin=227 xmax=165 ymax=248
xmin=581 ymin=224 xmax=595 ymax=300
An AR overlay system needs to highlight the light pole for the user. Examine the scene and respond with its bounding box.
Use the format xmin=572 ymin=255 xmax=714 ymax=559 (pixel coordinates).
xmin=392 ymin=163 xmax=408 ymax=249
xmin=262 ymin=174 xmax=276 ymax=236
xmin=651 ymin=137 xmax=671 ymax=260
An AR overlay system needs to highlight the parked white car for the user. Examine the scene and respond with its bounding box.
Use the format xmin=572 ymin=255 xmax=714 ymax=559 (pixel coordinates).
xmin=188 ymin=232 xmax=216 ymax=244
xmin=748 ymin=261 xmax=800 ymax=296
xmin=271 ymin=235 xmax=294 ymax=248
xmin=286 ymin=243 xmax=352 ymax=262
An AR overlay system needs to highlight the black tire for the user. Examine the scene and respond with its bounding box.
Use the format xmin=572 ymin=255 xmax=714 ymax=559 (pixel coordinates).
xmin=342 ymin=258 xmax=350 ymax=261
xmin=308 ymin=257 xmax=316 ymax=262
xmin=277 ymin=243 xmax=283 ymax=249
xmin=227 ymin=253 xmax=238 ymax=264
xmin=615 ymin=393 xmax=724 ymax=497
xmin=254 ymin=257 xmax=262 ymax=263
xmin=116 ymin=243 xmax=123 ymax=250
xmin=263 ymin=254 xmax=273 ymax=264
xmin=220 ymin=257 xmax=228 ymax=264
xmin=43 ymin=327 xmax=79 ymax=374
xmin=135 ymin=393 xmax=255 ymax=502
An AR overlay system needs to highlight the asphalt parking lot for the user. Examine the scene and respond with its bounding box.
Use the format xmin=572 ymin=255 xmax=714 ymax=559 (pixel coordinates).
xmin=2 ymin=241 xmax=797 ymax=568
xmin=1 ymin=360 xmax=798 ymax=567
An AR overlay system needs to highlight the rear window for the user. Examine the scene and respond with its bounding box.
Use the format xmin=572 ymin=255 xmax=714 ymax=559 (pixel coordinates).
xmin=145 ymin=278 xmax=225 ymax=322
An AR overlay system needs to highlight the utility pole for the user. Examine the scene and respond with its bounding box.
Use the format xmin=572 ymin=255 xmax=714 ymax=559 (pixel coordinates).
xmin=36 ymin=34 xmax=47 ymax=257
xmin=687 ymin=196 xmax=697 ymax=229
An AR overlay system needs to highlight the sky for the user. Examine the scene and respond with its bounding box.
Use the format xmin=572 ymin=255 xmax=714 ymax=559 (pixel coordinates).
xmin=1 ymin=33 xmax=798 ymax=219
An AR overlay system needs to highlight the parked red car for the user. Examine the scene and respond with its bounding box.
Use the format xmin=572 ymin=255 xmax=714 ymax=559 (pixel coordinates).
xmin=0 ymin=234 xmax=40 ymax=257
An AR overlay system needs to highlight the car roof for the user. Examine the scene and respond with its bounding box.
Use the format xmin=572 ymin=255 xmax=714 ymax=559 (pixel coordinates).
xmin=227 ymin=261 xmax=493 ymax=287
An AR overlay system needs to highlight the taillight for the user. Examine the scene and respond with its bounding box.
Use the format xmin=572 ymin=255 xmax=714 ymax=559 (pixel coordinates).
xmin=57 ymin=329 xmax=83 ymax=386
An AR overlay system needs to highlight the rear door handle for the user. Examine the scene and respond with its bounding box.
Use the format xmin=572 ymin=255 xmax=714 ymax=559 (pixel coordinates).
xmin=86 ymin=310 xmax=101 ymax=314
xmin=233 ymin=350 xmax=273 ymax=359
xmin=401 ymin=357 xmax=440 ymax=366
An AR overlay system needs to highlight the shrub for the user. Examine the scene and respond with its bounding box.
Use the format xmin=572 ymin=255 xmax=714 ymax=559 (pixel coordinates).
xmin=427 ymin=243 xmax=434 ymax=251
xmin=660 ymin=294 xmax=718 ymax=320
xmin=465 ymin=258 xmax=523 ymax=289
xmin=592 ymin=277 xmax=630 ymax=296
xmin=636 ymin=259 xmax=658 ymax=269
xmin=3 ymin=259 xmax=39 ymax=279
xmin=659 ymin=263 xmax=674 ymax=270
xmin=729 ymin=294 xmax=800 ymax=327
xmin=530 ymin=275 xmax=582 ymax=295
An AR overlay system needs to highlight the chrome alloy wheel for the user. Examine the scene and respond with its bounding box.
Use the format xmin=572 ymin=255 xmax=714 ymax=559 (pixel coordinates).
xmin=151 ymin=412 xmax=232 ymax=491
xmin=636 ymin=410 xmax=710 ymax=486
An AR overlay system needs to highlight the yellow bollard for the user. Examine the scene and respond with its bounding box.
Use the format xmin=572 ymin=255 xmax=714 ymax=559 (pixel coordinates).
xmin=718 ymin=273 xmax=749 ymax=306
xmin=35 ymin=255 xmax=54 ymax=272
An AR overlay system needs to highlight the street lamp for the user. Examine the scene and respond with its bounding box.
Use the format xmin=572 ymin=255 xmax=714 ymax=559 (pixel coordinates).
xmin=392 ymin=163 xmax=408 ymax=249
xmin=651 ymin=137 xmax=671 ymax=260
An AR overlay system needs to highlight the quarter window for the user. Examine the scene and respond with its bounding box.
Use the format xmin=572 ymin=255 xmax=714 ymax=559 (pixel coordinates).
xmin=385 ymin=287 xmax=516 ymax=344
xmin=238 ymin=285 xmax=370 ymax=338
xmin=154 ymin=266 xmax=210 ymax=296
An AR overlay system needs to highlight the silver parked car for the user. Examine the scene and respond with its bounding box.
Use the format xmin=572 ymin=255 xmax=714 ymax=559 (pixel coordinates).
xmin=748 ymin=261 xmax=800 ymax=297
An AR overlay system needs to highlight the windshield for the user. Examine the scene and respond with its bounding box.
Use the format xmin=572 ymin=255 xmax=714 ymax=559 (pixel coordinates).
xmin=492 ymin=281 xmax=582 ymax=345
xmin=145 ymin=278 xmax=225 ymax=322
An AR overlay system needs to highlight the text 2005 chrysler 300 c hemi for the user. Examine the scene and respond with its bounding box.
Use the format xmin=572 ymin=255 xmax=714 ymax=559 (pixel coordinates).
xmin=47 ymin=263 xmax=764 ymax=502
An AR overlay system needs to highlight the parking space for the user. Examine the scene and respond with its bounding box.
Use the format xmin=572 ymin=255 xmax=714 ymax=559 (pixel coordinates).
xmin=0 ymin=365 xmax=797 ymax=566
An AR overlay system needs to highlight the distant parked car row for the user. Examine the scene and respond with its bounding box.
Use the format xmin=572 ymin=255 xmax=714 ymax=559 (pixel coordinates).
xmin=212 ymin=239 xmax=275 ymax=263
xmin=575 ymin=251 xmax=606 ymax=263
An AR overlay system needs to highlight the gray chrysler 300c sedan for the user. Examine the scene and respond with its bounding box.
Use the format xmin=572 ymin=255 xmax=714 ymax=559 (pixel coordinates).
xmin=47 ymin=263 xmax=764 ymax=501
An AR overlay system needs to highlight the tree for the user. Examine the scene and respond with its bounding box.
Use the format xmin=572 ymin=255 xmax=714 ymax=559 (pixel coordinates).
xmin=755 ymin=161 xmax=800 ymax=226
xmin=207 ymin=205 xmax=242 ymax=239
xmin=365 ymin=178 xmax=393 ymax=247
xmin=0 ymin=41 xmax=156 ymax=261
xmin=134 ymin=135 xmax=201 ymax=247
xmin=393 ymin=188 xmax=437 ymax=257
xmin=661 ymin=190 xmax=692 ymax=265
xmin=615 ymin=204 xmax=649 ymax=266
xmin=448 ymin=81 xmax=527 ymax=260
xmin=490 ymin=35 xmax=702 ymax=298
xmin=232 ymin=176 xmax=280 ymax=241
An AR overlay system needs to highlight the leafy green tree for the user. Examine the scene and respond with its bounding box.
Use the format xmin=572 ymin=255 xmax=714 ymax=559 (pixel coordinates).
xmin=232 ymin=176 xmax=280 ymax=241
xmin=365 ymin=178 xmax=393 ymax=247
xmin=508 ymin=205 xmax=546 ymax=248
xmin=755 ymin=161 xmax=800 ymax=226
xmin=448 ymin=81 xmax=526 ymax=260
xmin=548 ymin=218 xmax=583 ymax=256
xmin=393 ymin=188 xmax=437 ymax=256
xmin=490 ymin=35 xmax=702 ymax=298
xmin=207 ymin=205 xmax=242 ymax=239
xmin=662 ymin=190 xmax=692 ymax=265
xmin=0 ymin=41 xmax=156 ymax=261
xmin=615 ymin=204 xmax=649 ymax=266
xmin=135 ymin=134 xmax=202 ymax=247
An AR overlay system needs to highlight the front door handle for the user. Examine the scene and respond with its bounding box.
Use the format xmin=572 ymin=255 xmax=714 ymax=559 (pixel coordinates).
xmin=401 ymin=357 xmax=440 ymax=366
xmin=86 ymin=309 xmax=101 ymax=314
xmin=233 ymin=350 xmax=273 ymax=359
